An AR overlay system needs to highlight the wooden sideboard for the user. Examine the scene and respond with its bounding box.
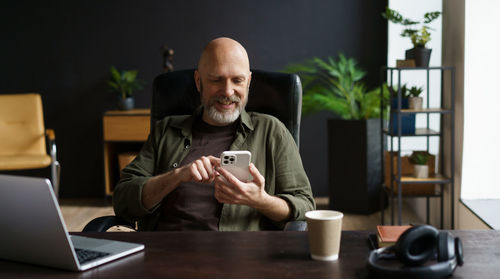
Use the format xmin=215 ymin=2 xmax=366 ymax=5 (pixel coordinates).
xmin=103 ymin=109 xmax=150 ymax=197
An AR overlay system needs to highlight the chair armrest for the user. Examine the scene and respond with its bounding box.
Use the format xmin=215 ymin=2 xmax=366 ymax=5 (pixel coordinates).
xmin=283 ymin=220 xmax=307 ymax=231
xmin=45 ymin=129 xmax=56 ymax=156
xmin=82 ymin=216 xmax=136 ymax=232
xmin=45 ymin=129 xmax=56 ymax=141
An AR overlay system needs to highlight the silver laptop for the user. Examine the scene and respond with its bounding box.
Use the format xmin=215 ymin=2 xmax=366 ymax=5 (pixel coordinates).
xmin=0 ymin=174 xmax=144 ymax=271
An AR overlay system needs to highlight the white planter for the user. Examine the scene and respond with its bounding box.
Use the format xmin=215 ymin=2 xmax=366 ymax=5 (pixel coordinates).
xmin=409 ymin=97 xmax=423 ymax=110
xmin=414 ymin=164 xmax=429 ymax=178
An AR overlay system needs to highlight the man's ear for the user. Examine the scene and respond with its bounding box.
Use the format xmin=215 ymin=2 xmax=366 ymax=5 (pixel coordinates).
xmin=194 ymin=70 xmax=201 ymax=93
xmin=247 ymin=71 xmax=252 ymax=89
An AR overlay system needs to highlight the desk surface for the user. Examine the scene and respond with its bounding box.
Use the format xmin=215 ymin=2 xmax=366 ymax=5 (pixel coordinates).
xmin=1 ymin=230 xmax=499 ymax=278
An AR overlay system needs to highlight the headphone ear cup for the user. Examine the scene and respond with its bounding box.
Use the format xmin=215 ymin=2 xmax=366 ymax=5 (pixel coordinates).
xmin=437 ymin=232 xmax=455 ymax=262
xmin=455 ymin=237 xmax=464 ymax=266
xmin=395 ymin=225 xmax=439 ymax=266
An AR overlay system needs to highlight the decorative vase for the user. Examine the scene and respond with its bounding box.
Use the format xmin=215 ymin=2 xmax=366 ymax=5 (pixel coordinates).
xmin=390 ymin=98 xmax=416 ymax=134
xmin=413 ymin=164 xmax=429 ymax=178
xmin=405 ymin=47 xmax=432 ymax=67
xmin=118 ymin=97 xmax=135 ymax=110
xmin=409 ymin=97 xmax=423 ymax=110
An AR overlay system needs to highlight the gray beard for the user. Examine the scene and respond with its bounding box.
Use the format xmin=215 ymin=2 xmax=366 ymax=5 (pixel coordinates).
xmin=205 ymin=103 xmax=242 ymax=125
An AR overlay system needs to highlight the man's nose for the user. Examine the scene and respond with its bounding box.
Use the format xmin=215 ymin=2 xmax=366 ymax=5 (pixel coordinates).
xmin=222 ymin=80 xmax=235 ymax=96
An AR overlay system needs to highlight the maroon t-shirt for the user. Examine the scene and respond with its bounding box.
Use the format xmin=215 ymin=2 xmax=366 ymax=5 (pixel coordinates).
xmin=157 ymin=117 xmax=237 ymax=230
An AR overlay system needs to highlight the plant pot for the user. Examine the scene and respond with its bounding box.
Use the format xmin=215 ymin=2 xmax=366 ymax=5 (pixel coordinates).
xmin=413 ymin=164 xmax=429 ymax=178
xmin=328 ymin=118 xmax=386 ymax=214
xmin=389 ymin=98 xmax=416 ymax=134
xmin=405 ymin=47 xmax=432 ymax=67
xmin=409 ymin=97 xmax=423 ymax=110
xmin=118 ymin=97 xmax=135 ymax=110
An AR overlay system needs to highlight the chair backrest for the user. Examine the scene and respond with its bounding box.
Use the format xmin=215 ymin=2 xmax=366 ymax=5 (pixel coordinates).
xmin=151 ymin=69 xmax=303 ymax=146
xmin=0 ymin=93 xmax=46 ymax=156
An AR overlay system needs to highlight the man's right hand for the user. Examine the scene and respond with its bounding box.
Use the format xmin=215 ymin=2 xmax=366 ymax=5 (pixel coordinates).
xmin=177 ymin=155 xmax=221 ymax=184
xmin=141 ymin=155 xmax=221 ymax=210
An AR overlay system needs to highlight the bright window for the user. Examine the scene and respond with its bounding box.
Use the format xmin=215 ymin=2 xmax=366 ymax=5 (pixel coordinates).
xmin=461 ymin=0 xmax=500 ymax=199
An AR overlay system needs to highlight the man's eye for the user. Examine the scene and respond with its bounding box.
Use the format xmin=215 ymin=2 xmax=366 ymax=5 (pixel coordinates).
xmin=233 ymin=79 xmax=244 ymax=84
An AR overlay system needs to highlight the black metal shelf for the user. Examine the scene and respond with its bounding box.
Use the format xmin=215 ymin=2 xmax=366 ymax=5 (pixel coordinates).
xmin=383 ymin=66 xmax=454 ymax=71
xmin=383 ymin=128 xmax=441 ymax=137
xmin=382 ymin=186 xmax=442 ymax=198
xmin=379 ymin=65 xmax=456 ymax=229
xmin=391 ymin=174 xmax=452 ymax=185
xmin=395 ymin=108 xmax=453 ymax=114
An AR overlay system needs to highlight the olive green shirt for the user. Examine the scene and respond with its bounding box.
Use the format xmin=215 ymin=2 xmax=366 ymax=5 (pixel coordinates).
xmin=113 ymin=107 xmax=315 ymax=231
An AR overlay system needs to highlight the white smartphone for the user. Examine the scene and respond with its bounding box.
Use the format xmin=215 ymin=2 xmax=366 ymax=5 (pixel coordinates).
xmin=220 ymin=151 xmax=252 ymax=182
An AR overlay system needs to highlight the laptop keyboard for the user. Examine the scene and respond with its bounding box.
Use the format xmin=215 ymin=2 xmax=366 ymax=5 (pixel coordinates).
xmin=75 ymin=248 xmax=111 ymax=264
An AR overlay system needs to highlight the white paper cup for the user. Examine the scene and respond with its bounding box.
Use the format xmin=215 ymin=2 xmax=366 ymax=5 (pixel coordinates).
xmin=305 ymin=210 xmax=343 ymax=261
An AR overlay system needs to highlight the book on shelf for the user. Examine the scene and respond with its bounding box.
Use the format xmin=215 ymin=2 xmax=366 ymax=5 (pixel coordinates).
xmin=376 ymin=225 xmax=412 ymax=248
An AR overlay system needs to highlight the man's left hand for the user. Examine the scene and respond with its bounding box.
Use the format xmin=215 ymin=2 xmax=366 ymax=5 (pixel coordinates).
xmin=214 ymin=163 xmax=269 ymax=209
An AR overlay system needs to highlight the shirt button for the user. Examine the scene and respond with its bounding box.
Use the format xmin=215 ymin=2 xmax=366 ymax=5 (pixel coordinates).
xmin=172 ymin=163 xmax=178 ymax=168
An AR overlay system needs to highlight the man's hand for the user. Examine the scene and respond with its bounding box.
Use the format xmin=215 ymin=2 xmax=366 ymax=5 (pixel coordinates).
xmin=214 ymin=163 xmax=266 ymax=207
xmin=214 ymin=163 xmax=291 ymax=222
xmin=142 ymin=155 xmax=220 ymax=210
xmin=177 ymin=155 xmax=221 ymax=184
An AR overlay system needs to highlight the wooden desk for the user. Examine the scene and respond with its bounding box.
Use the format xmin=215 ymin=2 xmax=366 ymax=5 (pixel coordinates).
xmin=103 ymin=109 xmax=150 ymax=196
xmin=1 ymin=230 xmax=499 ymax=278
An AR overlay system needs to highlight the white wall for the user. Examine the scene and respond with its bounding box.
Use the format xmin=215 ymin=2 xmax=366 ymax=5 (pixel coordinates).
xmin=461 ymin=0 xmax=500 ymax=199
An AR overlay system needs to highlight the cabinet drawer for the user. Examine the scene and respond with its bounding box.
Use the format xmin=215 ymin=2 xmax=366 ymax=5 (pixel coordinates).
xmin=103 ymin=115 xmax=150 ymax=141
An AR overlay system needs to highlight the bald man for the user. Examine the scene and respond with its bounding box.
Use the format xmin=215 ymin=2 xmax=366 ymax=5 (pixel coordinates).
xmin=113 ymin=38 xmax=315 ymax=231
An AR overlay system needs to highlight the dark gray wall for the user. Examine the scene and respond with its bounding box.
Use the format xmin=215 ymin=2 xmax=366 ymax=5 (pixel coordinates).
xmin=0 ymin=0 xmax=387 ymax=198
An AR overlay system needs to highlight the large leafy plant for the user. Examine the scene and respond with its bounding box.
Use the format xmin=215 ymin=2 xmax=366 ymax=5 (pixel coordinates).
xmin=107 ymin=66 xmax=146 ymax=99
xmin=284 ymin=54 xmax=389 ymax=120
xmin=382 ymin=7 xmax=441 ymax=48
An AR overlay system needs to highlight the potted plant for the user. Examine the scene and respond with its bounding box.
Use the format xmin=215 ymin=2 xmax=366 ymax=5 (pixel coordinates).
xmin=284 ymin=54 xmax=389 ymax=214
xmin=382 ymin=7 xmax=441 ymax=67
xmin=107 ymin=66 xmax=146 ymax=110
xmin=408 ymin=86 xmax=424 ymax=110
xmin=409 ymin=151 xmax=431 ymax=178
xmin=389 ymin=84 xmax=416 ymax=134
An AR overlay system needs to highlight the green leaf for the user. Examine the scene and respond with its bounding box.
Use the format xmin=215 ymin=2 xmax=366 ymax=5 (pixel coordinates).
xmin=402 ymin=19 xmax=419 ymax=26
xmin=423 ymin=11 xmax=441 ymax=23
xmin=110 ymin=66 xmax=121 ymax=82
xmin=123 ymin=70 xmax=138 ymax=82
xmin=401 ymin=28 xmax=418 ymax=37
xmin=107 ymin=81 xmax=118 ymax=90
xmin=382 ymin=7 xmax=404 ymax=24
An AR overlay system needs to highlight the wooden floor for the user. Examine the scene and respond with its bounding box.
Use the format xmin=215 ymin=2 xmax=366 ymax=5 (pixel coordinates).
xmin=60 ymin=197 xmax=422 ymax=232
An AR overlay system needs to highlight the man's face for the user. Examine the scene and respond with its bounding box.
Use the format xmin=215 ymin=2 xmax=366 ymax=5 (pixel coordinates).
xmin=198 ymin=71 xmax=250 ymax=126
xmin=195 ymin=41 xmax=251 ymax=126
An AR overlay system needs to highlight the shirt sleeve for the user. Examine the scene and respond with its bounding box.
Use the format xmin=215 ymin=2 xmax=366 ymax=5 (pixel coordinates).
xmin=271 ymin=122 xmax=316 ymax=227
xmin=112 ymin=123 xmax=162 ymax=222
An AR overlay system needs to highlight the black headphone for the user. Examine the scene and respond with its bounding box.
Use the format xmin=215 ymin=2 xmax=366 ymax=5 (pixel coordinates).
xmin=367 ymin=225 xmax=464 ymax=278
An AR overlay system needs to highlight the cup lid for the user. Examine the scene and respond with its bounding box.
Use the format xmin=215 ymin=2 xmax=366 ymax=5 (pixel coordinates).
xmin=305 ymin=210 xmax=343 ymax=220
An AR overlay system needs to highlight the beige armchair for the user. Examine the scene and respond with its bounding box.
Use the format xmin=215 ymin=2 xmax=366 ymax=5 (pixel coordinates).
xmin=0 ymin=93 xmax=60 ymax=197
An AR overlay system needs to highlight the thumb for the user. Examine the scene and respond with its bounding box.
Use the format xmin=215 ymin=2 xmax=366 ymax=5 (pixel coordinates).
xmin=248 ymin=163 xmax=264 ymax=187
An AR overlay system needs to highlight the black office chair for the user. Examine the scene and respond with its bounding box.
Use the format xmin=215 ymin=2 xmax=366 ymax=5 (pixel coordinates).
xmin=83 ymin=69 xmax=307 ymax=232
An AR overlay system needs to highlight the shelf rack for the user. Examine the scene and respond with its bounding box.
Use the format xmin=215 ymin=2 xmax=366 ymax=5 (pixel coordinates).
xmin=379 ymin=66 xmax=455 ymax=229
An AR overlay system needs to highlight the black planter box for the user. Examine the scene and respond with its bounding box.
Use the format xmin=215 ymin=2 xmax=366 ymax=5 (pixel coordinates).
xmin=328 ymin=119 xmax=384 ymax=214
